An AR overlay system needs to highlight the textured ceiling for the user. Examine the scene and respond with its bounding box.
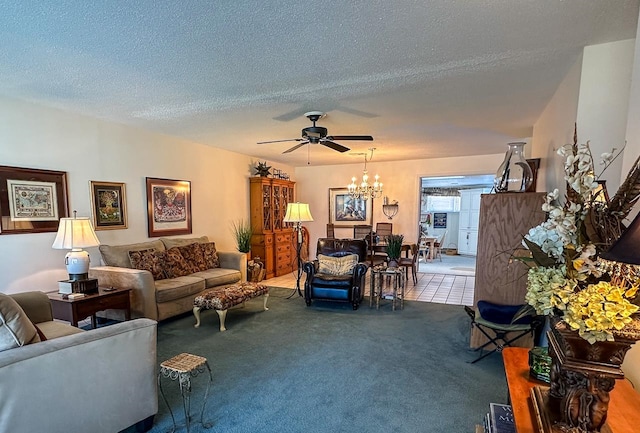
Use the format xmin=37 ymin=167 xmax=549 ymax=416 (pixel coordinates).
xmin=1 ymin=1 xmax=639 ymax=167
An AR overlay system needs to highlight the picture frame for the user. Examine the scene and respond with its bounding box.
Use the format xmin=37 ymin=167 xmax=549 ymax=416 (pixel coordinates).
xmin=146 ymin=177 xmax=192 ymax=237
xmin=328 ymin=187 xmax=373 ymax=227
xmin=433 ymin=212 xmax=447 ymax=229
xmin=0 ymin=165 xmax=69 ymax=235
xmin=89 ymin=181 xmax=128 ymax=230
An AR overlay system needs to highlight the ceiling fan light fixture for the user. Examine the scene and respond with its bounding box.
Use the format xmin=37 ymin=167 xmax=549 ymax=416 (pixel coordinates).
xmin=258 ymin=111 xmax=373 ymax=155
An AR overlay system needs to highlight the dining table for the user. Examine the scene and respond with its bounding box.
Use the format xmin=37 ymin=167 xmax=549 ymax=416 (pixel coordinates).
xmin=419 ymin=235 xmax=439 ymax=262
xmin=370 ymin=241 xmax=412 ymax=257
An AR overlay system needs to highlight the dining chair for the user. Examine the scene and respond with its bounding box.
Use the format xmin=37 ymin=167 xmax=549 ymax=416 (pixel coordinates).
xmin=433 ymin=230 xmax=448 ymax=261
xmin=398 ymin=243 xmax=419 ymax=284
xmin=366 ymin=231 xmax=387 ymax=267
xmin=353 ymin=225 xmax=373 ymax=240
xmin=375 ymin=222 xmax=393 ymax=240
xmin=326 ymin=223 xmax=335 ymax=238
xmin=417 ymin=230 xmax=429 ymax=262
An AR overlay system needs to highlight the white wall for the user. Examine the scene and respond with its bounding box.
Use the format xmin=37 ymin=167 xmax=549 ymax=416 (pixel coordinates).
xmin=294 ymin=154 xmax=504 ymax=256
xmin=531 ymin=55 xmax=582 ymax=194
xmin=577 ymin=39 xmax=635 ymax=192
xmin=0 ymin=96 xmax=294 ymax=293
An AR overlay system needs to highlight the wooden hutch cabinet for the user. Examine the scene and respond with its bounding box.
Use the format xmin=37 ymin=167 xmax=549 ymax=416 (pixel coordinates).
xmin=249 ymin=177 xmax=296 ymax=279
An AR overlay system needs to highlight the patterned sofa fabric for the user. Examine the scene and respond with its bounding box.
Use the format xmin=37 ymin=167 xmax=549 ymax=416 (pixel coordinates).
xmin=89 ymin=236 xmax=246 ymax=321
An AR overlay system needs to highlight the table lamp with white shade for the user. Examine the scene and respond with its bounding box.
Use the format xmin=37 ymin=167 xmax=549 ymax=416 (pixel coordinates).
xmin=52 ymin=211 xmax=101 ymax=281
xmin=283 ymin=202 xmax=313 ymax=298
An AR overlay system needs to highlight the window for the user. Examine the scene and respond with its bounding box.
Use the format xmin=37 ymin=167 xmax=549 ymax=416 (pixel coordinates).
xmin=424 ymin=195 xmax=460 ymax=212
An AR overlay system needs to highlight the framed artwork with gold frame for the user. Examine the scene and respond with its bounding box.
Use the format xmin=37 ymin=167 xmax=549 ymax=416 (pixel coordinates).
xmin=89 ymin=181 xmax=128 ymax=230
xmin=328 ymin=187 xmax=373 ymax=228
xmin=146 ymin=177 xmax=192 ymax=237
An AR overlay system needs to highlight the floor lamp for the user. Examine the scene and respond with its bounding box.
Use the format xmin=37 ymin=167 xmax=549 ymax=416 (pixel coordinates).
xmin=283 ymin=202 xmax=314 ymax=298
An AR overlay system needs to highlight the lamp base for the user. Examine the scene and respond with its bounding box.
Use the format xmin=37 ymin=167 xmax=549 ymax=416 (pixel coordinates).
xmin=65 ymin=249 xmax=90 ymax=279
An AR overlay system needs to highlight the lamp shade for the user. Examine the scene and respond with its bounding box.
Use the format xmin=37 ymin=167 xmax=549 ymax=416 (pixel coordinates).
xmin=52 ymin=217 xmax=101 ymax=250
xmin=601 ymin=212 xmax=640 ymax=265
xmin=283 ymin=202 xmax=314 ymax=223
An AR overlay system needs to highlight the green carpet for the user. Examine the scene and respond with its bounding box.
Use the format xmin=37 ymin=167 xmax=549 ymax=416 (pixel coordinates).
xmin=150 ymin=288 xmax=507 ymax=433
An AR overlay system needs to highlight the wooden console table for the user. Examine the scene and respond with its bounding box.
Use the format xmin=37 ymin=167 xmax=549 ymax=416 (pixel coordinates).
xmin=502 ymin=347 xmax=640 ymax=433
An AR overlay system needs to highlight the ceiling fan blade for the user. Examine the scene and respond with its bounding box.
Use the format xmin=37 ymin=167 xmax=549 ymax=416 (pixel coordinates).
xmin=282 ymin=141 xmax=309 ymax=154
xmin=257 ymin=138 xmax=304 ymax=144
xmin=335 ymin=106 xmax=379 ymax=118
xmin=326 ymin=135 xmax=374 ymax=141
xmin=321 ymin=140 xmax=350 ymax=153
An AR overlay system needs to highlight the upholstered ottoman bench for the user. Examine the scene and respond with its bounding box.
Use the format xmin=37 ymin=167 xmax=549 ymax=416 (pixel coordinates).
xmin=193 ymin=282 xmax=269 ymax=331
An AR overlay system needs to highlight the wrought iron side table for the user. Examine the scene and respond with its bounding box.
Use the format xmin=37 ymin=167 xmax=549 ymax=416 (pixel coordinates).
xmin=158 ymin=352 xmax=213 ymax=433
xmin=369 ymin=266 xmax=405 ymax=311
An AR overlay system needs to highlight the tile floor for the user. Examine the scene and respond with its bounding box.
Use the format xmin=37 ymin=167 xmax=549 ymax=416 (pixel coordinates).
xmin=264 ymin=255 xmax=476 ymax=307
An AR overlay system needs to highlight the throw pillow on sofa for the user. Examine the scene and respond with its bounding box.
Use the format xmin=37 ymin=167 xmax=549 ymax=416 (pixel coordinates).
xmin=128 ymin=248 xmax=167 ymax=280
xmin=164 ymin=247 xmax=193 ymax=278
xmin=317 ymin=254 xmax=358 ymax=275
xmin=177 ymin=243 xmax=208 ymax=272
xmin=202 ymin=242 xmax=220 ymax=269
xmin=0 ymin=293 xmax=40 ymax=352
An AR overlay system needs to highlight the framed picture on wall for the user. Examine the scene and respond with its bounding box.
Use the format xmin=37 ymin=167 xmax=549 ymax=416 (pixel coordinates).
xmin=329 ymin=187 xmax=373 ymax=227
xmin=0 ymin=165 xmax=69 ymax=235
xmin=433 ymin=212 xmax=447 ymax=229
xmin=90 ymin=181 xmax=128 ymax=230
xmin=146 ymin=177 xmax=192 ymax=237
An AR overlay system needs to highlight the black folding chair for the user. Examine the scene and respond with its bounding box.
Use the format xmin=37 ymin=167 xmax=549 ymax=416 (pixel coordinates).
xmin=464 ymin=301 xmax=541 ymax=364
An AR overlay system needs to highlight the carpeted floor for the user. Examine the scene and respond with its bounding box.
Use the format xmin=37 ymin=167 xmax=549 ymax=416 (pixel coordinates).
xmin=150 ymin=288 xmax=506 ymax=433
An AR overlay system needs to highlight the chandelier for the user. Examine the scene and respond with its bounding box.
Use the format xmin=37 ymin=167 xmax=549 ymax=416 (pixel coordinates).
xmin=348 ymin=148 xmax=383 ymax=200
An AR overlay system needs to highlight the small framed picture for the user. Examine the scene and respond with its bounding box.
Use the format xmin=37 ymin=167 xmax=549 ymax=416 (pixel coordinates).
xmin=146 ymin=177 xmax=192 ymax=237
xmin=433 ymin=212 xmax=447 ymax=229
xmin=0 ymin=165 xmax=69 ymax=234
xmin=89 ymin=181 xmax=128 ymax=230
xmin=328 ymin=187 xmax=373 ymax=227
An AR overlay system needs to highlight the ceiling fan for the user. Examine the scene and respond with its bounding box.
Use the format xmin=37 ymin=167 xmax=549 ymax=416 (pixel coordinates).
xmin=257 ymin=111 xmax=373 ymax=154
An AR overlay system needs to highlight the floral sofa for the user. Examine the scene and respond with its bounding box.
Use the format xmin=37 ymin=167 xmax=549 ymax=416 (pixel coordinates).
xmin=89 ymin=236 xmax=246 ymax=321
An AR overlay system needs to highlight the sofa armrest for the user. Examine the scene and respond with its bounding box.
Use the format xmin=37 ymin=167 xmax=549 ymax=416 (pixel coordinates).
xmin=217 ymin=251 xmax=247 ymax=282
xmin=353 ymin=262 xmax=369 ymax=281
xmin=9 ymin=291 xmax=53 ymax=324
xmin=0 ymin=318 xmax=158 ymax=433
xmin=89 ymin=266 xmax=158 ymax=320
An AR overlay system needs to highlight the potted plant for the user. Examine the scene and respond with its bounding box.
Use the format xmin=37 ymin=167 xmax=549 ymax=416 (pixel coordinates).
xmin=231 ymin=219 xmax=253 ymax=257
xmin=385 ymin=234 xmax=404 ymax=268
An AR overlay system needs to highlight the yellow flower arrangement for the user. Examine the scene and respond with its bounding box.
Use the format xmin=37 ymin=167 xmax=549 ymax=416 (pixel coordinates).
xmin=519 ymin=130 xmax=640 ymax=345
xmin=563 ymin=281 xmax=638 ymax=343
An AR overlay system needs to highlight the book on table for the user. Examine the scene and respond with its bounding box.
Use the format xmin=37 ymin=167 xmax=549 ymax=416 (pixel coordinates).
xmin=489 ymin=403 xmax=515 ymax=433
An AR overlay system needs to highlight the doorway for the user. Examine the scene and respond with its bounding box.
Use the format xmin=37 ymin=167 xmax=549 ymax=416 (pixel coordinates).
xmin=418 ymin=174 xmax=493 ymax=276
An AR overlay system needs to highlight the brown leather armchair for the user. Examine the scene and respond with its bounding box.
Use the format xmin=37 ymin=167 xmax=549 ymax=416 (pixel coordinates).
xmin=302 ymin=238 xmax=369 ymax=310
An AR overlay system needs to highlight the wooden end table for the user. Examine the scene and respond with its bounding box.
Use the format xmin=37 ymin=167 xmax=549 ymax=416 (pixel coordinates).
xmin=47 ymin=287 xmax=131 ymax=328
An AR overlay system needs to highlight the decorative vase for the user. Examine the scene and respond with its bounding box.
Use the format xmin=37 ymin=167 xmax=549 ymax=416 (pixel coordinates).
xmin=494 ymin=142 xmax=533 ymax=192
xmin=387 ymin=258 xmax=399 ymax=268
xmin=531 ymin=318 xmax=640 ymax=433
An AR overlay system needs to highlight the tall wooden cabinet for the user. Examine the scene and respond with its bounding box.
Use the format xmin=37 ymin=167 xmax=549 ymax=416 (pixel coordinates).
xmin=249 ymin=177 xmax=296 ymax=279
xmin=470 ymin=192 xmax=546 ymax=348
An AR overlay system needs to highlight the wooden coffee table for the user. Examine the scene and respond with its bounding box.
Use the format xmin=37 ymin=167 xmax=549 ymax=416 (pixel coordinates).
xmin=47 ymin=287 xmax=131 ymax=328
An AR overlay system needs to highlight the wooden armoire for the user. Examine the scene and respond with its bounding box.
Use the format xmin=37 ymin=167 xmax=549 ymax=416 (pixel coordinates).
xmin=470 ymin=192 xmax=547 ymax=348
xmin=249 ymin=177 xmax=296 ymax=279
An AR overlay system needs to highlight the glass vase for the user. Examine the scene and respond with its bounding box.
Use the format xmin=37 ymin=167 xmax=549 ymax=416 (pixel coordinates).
xmin=494 ymin=142 xmax=533 ymax=192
